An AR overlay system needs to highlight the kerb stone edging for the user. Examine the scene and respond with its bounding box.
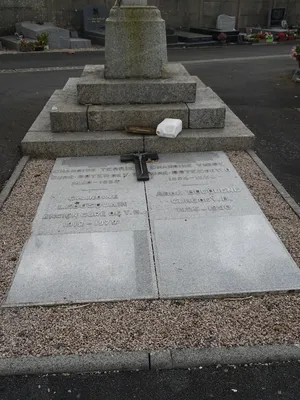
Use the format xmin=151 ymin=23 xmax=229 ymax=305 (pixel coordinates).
xmin=247 ymin=150 xmax=300 ymax=218
xmin=1 ymin=345 xmax=300 ymax=376
xmin=0 ymin=156 xmax=29 ymax=210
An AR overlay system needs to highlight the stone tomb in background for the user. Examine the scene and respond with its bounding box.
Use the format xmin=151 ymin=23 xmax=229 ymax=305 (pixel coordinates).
xmin=4 ymin=152 xmax=300 ymax=306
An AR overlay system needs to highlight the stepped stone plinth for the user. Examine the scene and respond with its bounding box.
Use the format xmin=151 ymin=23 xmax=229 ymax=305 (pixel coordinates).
xmin=21 ymin=2 xmax=255 ymax=157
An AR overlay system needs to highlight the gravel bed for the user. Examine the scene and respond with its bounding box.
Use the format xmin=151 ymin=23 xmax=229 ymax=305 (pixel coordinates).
xmin=0 ymin=152 xmax=300 ymax=359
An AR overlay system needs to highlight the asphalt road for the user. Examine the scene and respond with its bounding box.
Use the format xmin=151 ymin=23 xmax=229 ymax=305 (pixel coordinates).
xmin=0 ymin=44 xmax=292 ymax=70
xmin=0 ymin=44 xmax=300 ymax=203
xmin=1 ymin=361 xmax=300 ymax=399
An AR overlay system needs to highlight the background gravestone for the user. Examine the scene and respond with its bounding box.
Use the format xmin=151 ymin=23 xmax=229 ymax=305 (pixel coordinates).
xmin=216 ymin=14 xmax=236 ymax=31
xmin=271 ymin=8 xmax=285 ymax=26
xmin=83 ymin=5 xmax=109 ymax=33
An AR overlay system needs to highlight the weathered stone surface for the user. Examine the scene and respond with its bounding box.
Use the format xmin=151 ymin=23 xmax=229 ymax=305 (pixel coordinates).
xmin=191 ymin=76 xmax=206 ymax=89
xmin=88 ymin=103 xmax=189 ymax=131
xmin=77 ymin=64 xmax=197 ymax=105
xmin=28 ymin=79 xmax=80 ymax=133
xmin=187 ymin=88 xmax=226 ymax=129
xmin=22 ymin=131 xmax=145 ymax=158
xmin=50 ymin=89 xmax=88 ymax=133
xmin=104 ymin=6 xmax=167 ymax=79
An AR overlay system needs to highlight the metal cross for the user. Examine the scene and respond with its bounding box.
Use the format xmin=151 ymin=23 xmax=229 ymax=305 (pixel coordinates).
xmin=120 ymin=152 xmax=159 ymax=181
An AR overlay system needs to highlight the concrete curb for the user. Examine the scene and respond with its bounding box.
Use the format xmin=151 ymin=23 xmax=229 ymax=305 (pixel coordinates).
xmin=1 ymin=344 xmax=300 ymax=376
xmin=247 ymin=150 xmax=300 ymax=218
xmin=0 ymin=156 xmax=29 ymax=210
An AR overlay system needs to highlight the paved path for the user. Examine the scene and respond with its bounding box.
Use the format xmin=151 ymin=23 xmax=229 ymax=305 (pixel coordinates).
xmin=0 ymin=361 xmax=300 ymax=399
xmin=0 ymin=45 xmax=300 ymax=206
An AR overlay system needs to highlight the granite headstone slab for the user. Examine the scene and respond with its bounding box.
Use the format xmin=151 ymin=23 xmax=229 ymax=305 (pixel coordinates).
xmin=271 ymin=8 xmax=285 ymax=26
xmin=216 ymin=14 xmax=236 ymax=31
xmin=83 ymin=5 xmax=109 ymax=32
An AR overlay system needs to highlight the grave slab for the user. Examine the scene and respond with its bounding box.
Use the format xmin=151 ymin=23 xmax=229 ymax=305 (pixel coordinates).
xmin=5 ymin=231 xmax=156 ymax=306
xmin=32 ymin=157 xmax=148 ymax=235
xmin=5 ymin=152 xmax=300 ymax=307
xmin=145 ymin=152 xmax=300 ymax=298
xmin=15 ymin=22 xmax=70 ymax=50
xmin=5 ymin=156 xmax=157 ymax=306
xmin=153 ymin=214 xmax=300 ymax=298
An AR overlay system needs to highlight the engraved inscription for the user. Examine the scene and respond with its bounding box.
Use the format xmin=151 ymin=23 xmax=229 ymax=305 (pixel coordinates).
xmin=151 ymin=185 xmax=244 ymax=216
xmin=35 ymin=162 xmax=146 ymax=234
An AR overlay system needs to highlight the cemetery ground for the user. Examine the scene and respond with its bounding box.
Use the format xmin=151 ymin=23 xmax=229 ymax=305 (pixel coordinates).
xmin=1 ymin=43 xmax=300 ymax=395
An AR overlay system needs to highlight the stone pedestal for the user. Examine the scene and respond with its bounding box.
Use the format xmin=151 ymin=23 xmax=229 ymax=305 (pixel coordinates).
xmin=20 ymin=2 xmax=257 ymax=157
xmin=104 ymin=6 xmax=168 ymax=79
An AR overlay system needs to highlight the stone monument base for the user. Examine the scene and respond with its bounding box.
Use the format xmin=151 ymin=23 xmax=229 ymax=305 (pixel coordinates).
xmin=49 ymin=64 xmax=226 ymax=132
xmin=104 ymin=6 xmax=168 ymax=79
xmin=21 ymin=65 xmax=255 ymax=157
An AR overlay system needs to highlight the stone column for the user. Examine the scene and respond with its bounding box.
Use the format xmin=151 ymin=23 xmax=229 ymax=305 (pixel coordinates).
xmin=104 ymin=3 xmax=168 ymax=79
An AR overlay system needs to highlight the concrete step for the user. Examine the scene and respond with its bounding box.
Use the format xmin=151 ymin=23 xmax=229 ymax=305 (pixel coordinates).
xmin=22 ymin=109 xmax=255 ymax=158
xmin=77 ymin=64 xmax=197 ymax=105
xmin=50 ymin=90 xmax=88 ymax=133
xmin=22 ymin=76 xmax=252 ymax=157
xmin=188 ymin=88 xmax=226 ymax=129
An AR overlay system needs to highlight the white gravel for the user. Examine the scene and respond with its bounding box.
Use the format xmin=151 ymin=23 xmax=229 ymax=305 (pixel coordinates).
xmin=0 ymin=152 xmax=300 ymax=359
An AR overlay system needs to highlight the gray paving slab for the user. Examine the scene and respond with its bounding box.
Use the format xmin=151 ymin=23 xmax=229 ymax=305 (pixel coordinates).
xmin=153 ymin=214 xmax=300 ymax=298
xmin=4 ymin=156 xmax=157 ymax=306
xmin=5 ymin=230 xmax=157 ymax=306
